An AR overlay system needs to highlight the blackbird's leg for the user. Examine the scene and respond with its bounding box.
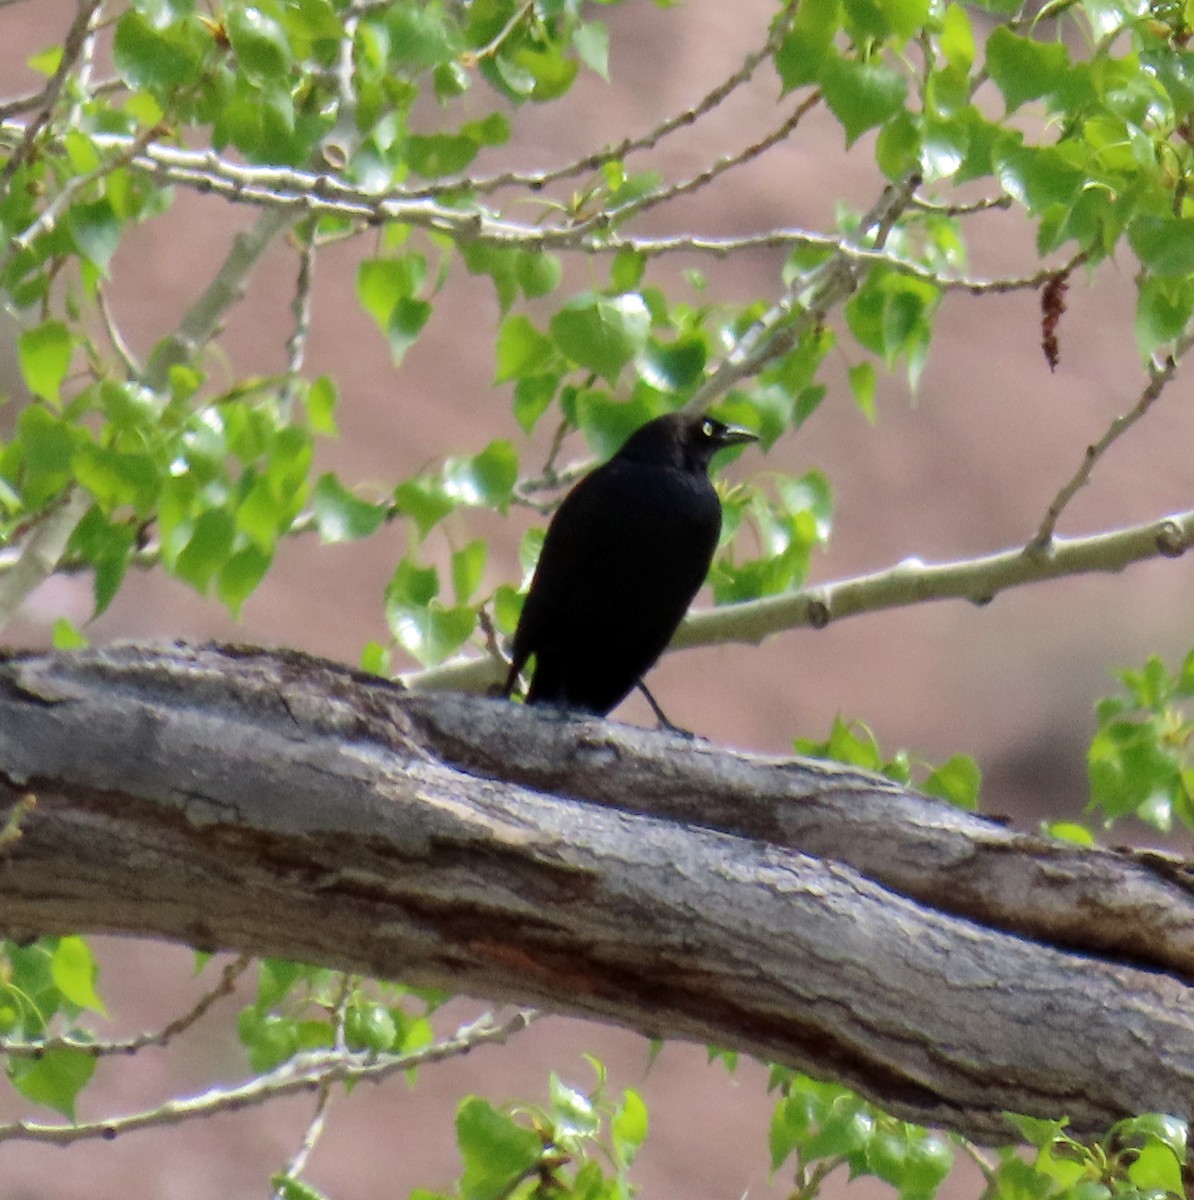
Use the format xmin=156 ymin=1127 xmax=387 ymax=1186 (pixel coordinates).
xmin=635 ymin=681 xmax=694 ymax=737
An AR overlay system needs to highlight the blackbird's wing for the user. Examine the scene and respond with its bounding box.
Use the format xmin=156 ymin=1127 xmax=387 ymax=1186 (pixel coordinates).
xmin=510 ymin=457 xmax=722 ymax=714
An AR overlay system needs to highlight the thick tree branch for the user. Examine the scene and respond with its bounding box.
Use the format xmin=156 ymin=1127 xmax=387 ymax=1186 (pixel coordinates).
xmin=1 ymin=643 xmax=1193 ymax=1144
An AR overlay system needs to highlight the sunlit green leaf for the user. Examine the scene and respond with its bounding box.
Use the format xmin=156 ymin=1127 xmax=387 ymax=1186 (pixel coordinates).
xmin=8 ymin=1047 xmax=96 ymax=1119
xmin=311 ymin=473 xmax=386 ymax=542
xmin=50 ymin=936 xmax=107 ymax=1016
xmin=18 ymin=322 xmax=72 ymax=405
xmin=985 ymin=27 xmax=1070 ymax=111
xmin=922 ymin=754 xmax=981 ymax=810
xmin=775 ymin=0 xmax=839 ymax=91
xmin=456 ymin=1096 xmax=543 ymax=1200
xmin=227 ymin=7 xmax=292 ymax=81
xmin=550 ymin=293 xmax=651 ymax=382
xmin=820 ymin=56 xmax=907 ymax=145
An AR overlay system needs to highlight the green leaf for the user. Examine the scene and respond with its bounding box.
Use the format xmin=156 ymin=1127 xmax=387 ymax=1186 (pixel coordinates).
xmin=18 ymin=321 xmax=72 ymax=405
xmin=843 ymin=0 xmax=929 ymax=40
xmin=394 ymin=475 xmax=455 ymax=540
xmin=451 ymin=540 xmax=487 ymax=604
xmin=311 ymin=473 xmax=386 ymax=542
xmin=227 ymin=7 xmax=292 ymax=81
xmin=1129 ymin=217 xmax=1194 ymax=278
xmin=922 ymin=754 xmax=981 ymax=810
xmin=67 ymin=201 xmax=122 ymax=272
xmin=387 ymin=4 xmax=459 ymax=69
xmin=51 ymin=617 xmax=89 ymax=649
xmin=174 ymin=508 xmax=236 ymax=592
xmin=1044 ymin=820 xmax=1094 ymax=845
xmin=69 ymin=506 xmax=135 ymax=616
xmin=346 ymin=1002 xmax=398 ymax=1053
xmin=50 ymin=936 xmax=107 ymax=1015
xmin=1117 ymin=1112 xmax=1188 ymax=1163
xmin=640 ymin=336 xmax=707 ymax=393
xmin=236 ymin=476 xmax=288 ymax=551
xmin=443 ymin=440 xmax=518 ymax=511
xmin=304 ymin=375 xmax=339 ymax=436
xmin=985 ymin=27 xmax=1070 ymax=111
xmin=356 ymin=256 xmax=432 ymax=363
xmin=113 ymin=11 xmax=200 ymax=89
xmin=572 ymin=21 xmax=609 ymax=78
xmin=219 ymin=545 xmax=272 ymax=614
xmin=513 ymin=44 xmax=578 ymax=101
xmin=846 ymin=274 xmax=938 ymax=372
xmin=360 ymin=640 xmax=390 ymax=675
xmin=549 ymin=293 xmax=651 ymax=382
xmin=820 ymin=56 xmax=908 ymax=145
xmin=388 ymin=596 xmax=476 ymax=667
xmin=73 ymin=445 xmax=159 ymax=514
xmin=515 ymin=251 xmax=563 ymax=299
xmin=513 ymin=374 xmax=557 ymax=434
xmin=612 ymin=1089 xmax=649 ymax=1165
xmin=270 ymin=1176 xmax=330 ymax=1200
xmin=610 ymin=247 xmax=647 ymax=292
xmin=407 ymin=133 xmax=480 ymax=178
xmin=549 ymin=1074 xmax=600 ymax=1139
xmin=496 ymin=315 xmax=555 ymax=383
xmin=775 ymin=0 xmax=839 ymax=91
xmin=848 ymin=361 xmax=877 ymax=422
xmin=388 ymin=298 xmax=432 ymax=363
xmin=1128 ymin=1141 xmax=1185 ymax=1195
xmin=456 ymin=1097 xmax=543 ymax=1200
xmin=876 ymin=111 xmax=921 ymax=179
xmin=940 ymin=4 xmax=975 ymax=70
xmin=18 ymin=404 xmax=78 ymax=504
xmin=462 ymin=243 xmax=520 ymax=312
xmin=388 ymin=558 xmax=439 ymax=609
xmin=8 ymin=1047 xmax=96 ymax=1118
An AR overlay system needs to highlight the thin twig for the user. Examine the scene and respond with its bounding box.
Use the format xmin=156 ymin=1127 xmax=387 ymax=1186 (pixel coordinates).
xmin=269 ymin=972 xmax=353 ymax=1197
xmin=0 ymin=1008 xmax=537 ymax=1145
xmin=954 ymin=1135 xmax=999 ymax=1183
xmin=13 ymin=131 xmax=1069 ymax=296
xmin=0 ymin=0 xmax=104 ymax=190
xmin=681 ymin=171 xmax=922 ymax=417
xmin=10 ymin=122 xmax=160 ymax=255
xmin=419 ymin=0 xmax=798 ymax=200
xmin=463 ymin=0 xmax=534 ymax=62
xmin=96 ymin=283 xmax=141 ymax=375
xmin=280 ymin=222 xmax=318 ymax=416
xmin=607 ymin=91 xmax=822 ymax=226
xmin=0 ymin=76 xmax=124 ymax=121
xmin=910 ymin=192 xmax=1013 ymax=217
xmin=403 ymin=507 xmax=1194 ymax=693
xmin=0 ymin=954 xmax=252 ymax=1058
xmin=1027 ymin=326 xmax=1194 ymax=553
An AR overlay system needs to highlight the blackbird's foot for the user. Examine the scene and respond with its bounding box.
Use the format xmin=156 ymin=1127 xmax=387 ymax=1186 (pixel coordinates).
xmin=635 ymin=681 xmax=695 ymax=738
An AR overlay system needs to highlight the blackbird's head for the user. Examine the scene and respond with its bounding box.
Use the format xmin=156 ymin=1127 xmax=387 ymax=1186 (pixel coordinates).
xmin=616 ymin=412 xmax=759 ymax=475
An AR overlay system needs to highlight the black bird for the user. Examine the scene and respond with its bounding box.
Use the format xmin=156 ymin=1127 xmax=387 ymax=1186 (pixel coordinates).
xmin=503 ymin=411 xmax=758 ymax=718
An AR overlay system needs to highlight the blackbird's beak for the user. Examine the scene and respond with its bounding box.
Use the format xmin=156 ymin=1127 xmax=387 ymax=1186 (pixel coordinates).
xmin=714 ymin=424 xmax=760 ymax=449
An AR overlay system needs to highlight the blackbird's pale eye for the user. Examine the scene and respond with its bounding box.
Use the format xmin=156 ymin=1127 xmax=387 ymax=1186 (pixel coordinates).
xmin=700 ymin=418 xmax=717 ymax=439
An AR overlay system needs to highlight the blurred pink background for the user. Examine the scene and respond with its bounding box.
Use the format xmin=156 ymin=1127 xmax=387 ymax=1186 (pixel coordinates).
xmin=4 ymin=1 xmax=1193 ymax=1197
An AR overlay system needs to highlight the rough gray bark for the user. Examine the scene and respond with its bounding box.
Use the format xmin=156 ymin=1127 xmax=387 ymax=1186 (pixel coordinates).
xmin=1 ymin=641 xmax=1192 ymax=1144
